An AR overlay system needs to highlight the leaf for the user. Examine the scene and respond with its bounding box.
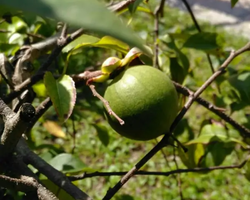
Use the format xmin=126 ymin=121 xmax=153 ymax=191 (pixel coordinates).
xmin=200 ymin=142 xmax=234 ymax=167
xmin=32 ymin=81 xmax=47 ymax=97
xmin=187 ymin=124 xmax=247 ymax=148
xmin=48 ymin=153 xmax=86 ymax=173
xmin=228 ymin=72 xmax=250 ymax=105
xmin=244 ymin=159 xmax=250 ymax=182
xmin=115 ymin=194 xmax=134 ymax=200
xmin=43 ymin=120 xmax=66 ymax=138
xmin=231 ymin=0 xmax=238 ymax=8
xmin=63 ymin=34 xmax=100 ymax=53
xmin=169 ymin=57 xmax=188 ymax=84
xmin=63 ymin=35 xmax=129 ymax=53
xmin=93 ymin=124 xmax=110 ymax=146
xmin=1 ymin=0 xmax=147 ymax=53
xmin=94 ymin=36 xmax=130 ymax=53
xmin=41 ymin=179 xmax=74 ymax=200
xmin=128 ymin=0 xmax=144 ymax=14
xmin=183 ymin=32 xmax=223 ymax=52
xmin=44 ymin=72 xmax=76 ymax=122
xmin=165 ymin=40 xmax=189 ymax=84
xmin=178 ymin=143 xmax=204 ymax=168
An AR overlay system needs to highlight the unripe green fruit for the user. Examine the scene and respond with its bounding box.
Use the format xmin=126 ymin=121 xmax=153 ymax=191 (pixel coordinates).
xmin=104 ymin=65 xmax=179 ymax=141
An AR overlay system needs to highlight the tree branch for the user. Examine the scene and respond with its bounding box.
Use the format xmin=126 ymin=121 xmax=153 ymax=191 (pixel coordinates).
xmin=16 ymin=139 xmax=92 ymax=200
xmin=6 ymin=155 xmax=58 ymax=200
xmin=173 ymin=81 xmax=250 ymax=137
xmin=0 ymin=175 xmax=58 ymax=200
xmin=169 ymin=43 xmax=250 ymax=133
xmin=0 ymin=100 xmax=35 ymax=160
xmin=3 ymin=28 xmax=84 ymax=104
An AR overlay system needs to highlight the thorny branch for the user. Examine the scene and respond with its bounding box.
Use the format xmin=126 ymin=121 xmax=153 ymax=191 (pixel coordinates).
xmin=103 ymin=42 xmax=250 ymax=199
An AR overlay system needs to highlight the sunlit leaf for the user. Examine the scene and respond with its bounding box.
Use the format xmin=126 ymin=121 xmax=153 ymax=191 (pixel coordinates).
xmin=49 ymin=153 xmax=86 ymax=173
xmin=63 ymin=34 xmax=100 ymax=53
xmin=44 ymin=72 xmax=76 ymax=122
xmin=43 ymin=120 xmax=66 ymax=138
xmin=32 ymin=81 xmax=47 ymax=97
xmin=178 ymin=143 xmax=204 ymax=168
xmin=187 ymin=124 xmax=247 ymax=148
xmin=63 ymin=35 xmax=129 ymax=53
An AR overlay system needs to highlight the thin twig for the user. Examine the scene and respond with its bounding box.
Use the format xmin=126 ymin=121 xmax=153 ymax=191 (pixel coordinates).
xmin=89 ymin=84 xmax=124 ymax=125
xmin=180 ymin=0 xmax=215 ymax=74
xmin=173 ymin=147 xmax=184 ymax=200
xmin=173 ymin=81 xmax=250 ymax=137
xmin=68 ymin=158 xmax=247 ymax=181
xmin=153 ymin=0 xmax=165 ymax=68
xmin=169 ymin=43 xmax=250 ymax=133
xmin=108 ymin=0 xmax=137 ymax=12
xmin=3 ymin=28 xmax=84 ymax=104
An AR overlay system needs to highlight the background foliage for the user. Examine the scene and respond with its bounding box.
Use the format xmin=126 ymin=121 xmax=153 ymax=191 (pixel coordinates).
xmin=0 ymin=0 xmax=250 ymax=199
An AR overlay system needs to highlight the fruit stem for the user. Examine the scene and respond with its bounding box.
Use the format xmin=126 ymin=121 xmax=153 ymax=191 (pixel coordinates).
xmin=88 ymin=84 xmax=124 ymax=125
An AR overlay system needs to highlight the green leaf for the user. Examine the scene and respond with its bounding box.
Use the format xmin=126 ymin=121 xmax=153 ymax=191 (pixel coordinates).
xmin=32 ymin=81 xmax=47 ymax=97
xmin=178 ymin=143 xmax=204 ymax=168
xmin=93 ymin=124 xmax=110 ymax=146
xmin=41 ymin=179 xmax=74 ymax=200
xmin=229 ymin=72 xmax=250 ymax=105
xmin=244 ymin=159 xmax=250 ymax=182
xmin=1 ymin=0 xmax=147 ymax=52
xmin=169 ymin=56 xmax=188 ymax=84
xmin=115 ymin=194 xmax=135 ymax=200
xmin=231 ymin=0 xmax=238 ymax=7
xmin=63 ymin=35 xmax=129 ymax=53
xmin=183 ymin=32 xmax=222 ymax=52
xmin=48 ymin=153 xmax=86 ymax=173
xmin=63 ymin=34 xmax=100 ymax=53
xmin=165 ymin=40 xmax=189 ymax=84
xmin=128 ymin=0 xmax=144 ymax=14
xmin=44 ymin=72 xmax=76 ymax=122
xmin=187 ymin=124 xmax=247 ymax=148
xmin=201 ymin=142 xmax=234 ymax=167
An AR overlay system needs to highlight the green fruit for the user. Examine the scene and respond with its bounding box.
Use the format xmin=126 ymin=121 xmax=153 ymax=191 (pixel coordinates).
xmin=104 ymin=65 xmax=179 ymax=141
